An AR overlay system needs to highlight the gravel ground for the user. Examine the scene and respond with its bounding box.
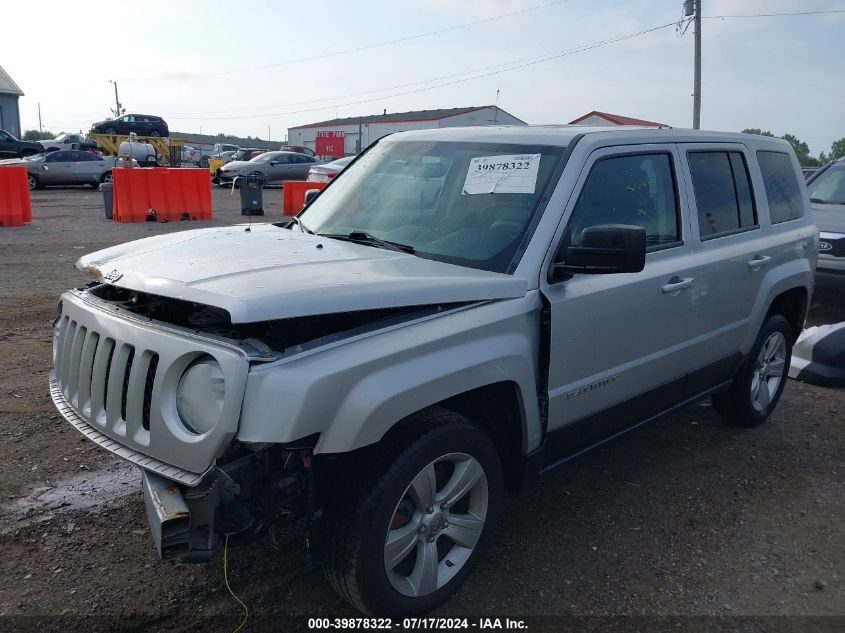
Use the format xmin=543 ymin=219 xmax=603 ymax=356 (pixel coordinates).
xmin=0 ymin=186 xmax=843 ymax=632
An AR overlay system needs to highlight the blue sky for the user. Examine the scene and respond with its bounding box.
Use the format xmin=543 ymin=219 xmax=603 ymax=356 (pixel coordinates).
xmin=2 ymin=0 xmax=843 ymax=154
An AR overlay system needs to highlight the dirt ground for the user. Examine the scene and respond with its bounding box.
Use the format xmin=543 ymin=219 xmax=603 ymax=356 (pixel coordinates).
xmin=1 ymin=186 xmax=843 ymax=632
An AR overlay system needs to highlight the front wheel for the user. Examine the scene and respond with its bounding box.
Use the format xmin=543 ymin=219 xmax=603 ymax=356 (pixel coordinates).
xmin=100 ymin=171 xmax=112 ymax=184
xmin=712 ymin=315 xmax=793 ymax=427
xmin=322 ymin=409 xmax=502 ymax=616
xmin=27 ymin=174 xmax=39 ymax=190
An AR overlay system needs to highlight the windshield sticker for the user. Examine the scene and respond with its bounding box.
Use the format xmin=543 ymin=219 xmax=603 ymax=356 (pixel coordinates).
xmin=462 ymin=153 xmax=541 ymax=195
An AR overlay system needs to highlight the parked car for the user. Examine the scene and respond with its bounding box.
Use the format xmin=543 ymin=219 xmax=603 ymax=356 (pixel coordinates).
xmin=52 ymin=126 xmax=816 ymax=616
xmin=306 ymin=155 xmax=354 ymax=182
xmin=0 ymin=129 xmax=44 ymax=158
xmin=0 ymin=150 xmax=118 ymax=189
xmin=90 ymin=114 xmax=169 ymax=137
xmin=807 ymin=157 xmax=845 ymax=287
xmin=217 ymin=150 xmax=317 ymax=186
xmin=279 ymin=143 xmax=315 ymax=157
xmin=230 ymin=147 xmax=266 ymax=162
xmin=39 ymin=133 xmax=98 ymax=153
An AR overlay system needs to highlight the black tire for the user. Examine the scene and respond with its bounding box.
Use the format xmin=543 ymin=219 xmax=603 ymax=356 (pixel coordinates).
xmin=99 ymin=171 xmax=112 ymax=185
xmin=322 ymin=408 xmax=502 ymax=616
xmin=711 ymin=315 xmax=793 ymax=427
xmin=149 ymin=130 xmax=161 ymax=138
xmin=104 ymin=128 xmax=116 ymax=135
xmin=199 ymin=156 xmax=210 ymax=168
xmin=27 ymin=174 xmax=39 ymax=190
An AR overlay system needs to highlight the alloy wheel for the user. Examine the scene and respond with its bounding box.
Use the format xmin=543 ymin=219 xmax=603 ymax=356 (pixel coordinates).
xmin=384 ymin=452 xmax=488 ymax=598
xmin=750 ymin=331 xmax=787 ymax=412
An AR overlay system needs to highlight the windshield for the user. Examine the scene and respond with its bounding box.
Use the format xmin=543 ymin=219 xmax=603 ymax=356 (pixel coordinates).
xmin=300 ymin=139 xmax=565 ymax=273
xmin=809 ymin=163 xmax=845 ymax=204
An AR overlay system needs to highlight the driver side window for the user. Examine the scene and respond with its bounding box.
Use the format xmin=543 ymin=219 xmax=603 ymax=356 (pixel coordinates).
xmin=567 ymin=152 xmax=681 ymax=250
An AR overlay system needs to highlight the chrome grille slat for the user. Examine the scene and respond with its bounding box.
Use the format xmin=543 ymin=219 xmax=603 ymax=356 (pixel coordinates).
xmin=124 ymin=350 xmax=152 ymax=444
xmin=77 ymin=331 xmax=100 ymax=415
xmin=106 ymin=343 xmax=133 ymax=433
xmin=59 ymin=319 xmax=77 ymax=397
xmin=90 ymin=337 xmax=114 ymax=425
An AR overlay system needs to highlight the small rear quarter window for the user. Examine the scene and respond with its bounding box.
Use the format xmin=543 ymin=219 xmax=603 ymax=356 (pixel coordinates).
xmin=757 ymin=151 xmax=804 ymax=224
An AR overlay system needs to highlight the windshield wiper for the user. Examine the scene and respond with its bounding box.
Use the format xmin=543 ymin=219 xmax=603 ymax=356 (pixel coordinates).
xmin=319 ymin=231 xmax=415 ymax=254
xmin=811 ymin=197 xmax=843 ymax=205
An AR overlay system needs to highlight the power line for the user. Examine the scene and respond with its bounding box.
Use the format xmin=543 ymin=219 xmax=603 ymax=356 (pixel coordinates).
xmin=704 ymin=8 xmax=845 ymax=19
xmin=166 ymin=21 xmax=678 ymax=121
xmin=119 ymin=0 xmax=570 ymax=82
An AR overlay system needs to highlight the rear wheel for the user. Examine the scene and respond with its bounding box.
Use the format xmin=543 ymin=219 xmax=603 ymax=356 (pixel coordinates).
xmin=712 ymin=315 xmax=793 ymax=427
xmin=322 ymin=408 xmax=502 ymax=616
xmin=149 ymin=130 xmax=161 ymax=138
xmin=27 ymin=174 xmax=39 ymax=190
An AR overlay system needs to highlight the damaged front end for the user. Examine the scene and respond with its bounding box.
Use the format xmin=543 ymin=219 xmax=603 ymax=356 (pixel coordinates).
xmin=142 ymin=440 xmax=323 ymax=563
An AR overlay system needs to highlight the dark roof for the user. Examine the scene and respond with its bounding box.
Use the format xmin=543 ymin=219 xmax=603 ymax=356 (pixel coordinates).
xmin=569 ymin=110 xmax=667 ymax=127
xmin=0 ymin=65 xmax=23 ymax=96
xmin=289 ymin=106 xmax=524 ymax=130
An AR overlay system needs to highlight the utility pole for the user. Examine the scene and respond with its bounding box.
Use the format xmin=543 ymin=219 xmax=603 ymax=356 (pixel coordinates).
xmin=109 ymin=80 xmax=123 ymax=118
xmin=692 ymin=0 xmax=702 ymax=129
xmin=38 ymin=102 xmax=42 ymax=136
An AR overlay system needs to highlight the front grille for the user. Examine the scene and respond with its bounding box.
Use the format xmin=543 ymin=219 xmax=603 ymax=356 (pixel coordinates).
xmin=55 ymin=316 xmax=155 ymax=444
xmin=52 ymin=291 xmax=249 ymax=477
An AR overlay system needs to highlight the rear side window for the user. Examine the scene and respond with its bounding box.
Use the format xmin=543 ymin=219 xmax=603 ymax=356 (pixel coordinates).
xmin=688 ymin=151 xmax=757 ymax=239
xmin=757 ymin=151 xmax=805 ymax=223
xmin=567 ymin=153 xmax=681 ymax=250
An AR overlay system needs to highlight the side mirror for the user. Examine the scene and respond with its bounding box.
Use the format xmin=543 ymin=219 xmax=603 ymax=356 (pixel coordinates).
xmin=304 ymin=188 xmax=321 ymax=206
xmin=549 ymin=224 xmax=646 ymax=282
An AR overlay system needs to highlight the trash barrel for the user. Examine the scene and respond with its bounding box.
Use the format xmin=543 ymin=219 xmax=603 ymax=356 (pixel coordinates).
xmin=239 ymin=171 xmax=264 ymax=216
xmin=100 ymin=182 xmax=114 ymax=219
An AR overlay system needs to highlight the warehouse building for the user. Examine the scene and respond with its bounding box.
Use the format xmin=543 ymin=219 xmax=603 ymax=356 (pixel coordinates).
xmin=0 ymin=65 xmax=24 ymax=138
xmin=287 ymin=105 xmax=525 ymax=158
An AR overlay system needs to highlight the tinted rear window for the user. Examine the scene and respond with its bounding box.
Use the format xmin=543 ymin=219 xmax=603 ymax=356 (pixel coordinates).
xmin=688 ymin=151 xmax=757 ymax=239
xmin=757 ymin=151 xmax=804 ymax=223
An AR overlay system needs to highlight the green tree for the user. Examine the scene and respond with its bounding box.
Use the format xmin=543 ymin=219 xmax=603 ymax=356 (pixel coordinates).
xmin=829 ymin=138 xmax=845 ymax=161
xmin=781 ymin=133 xmax=818 ymax=166
xmin=741 ymin=128 xmax=775 ymax=137
xmin=22 ymin=129 xmax=56 ymax=141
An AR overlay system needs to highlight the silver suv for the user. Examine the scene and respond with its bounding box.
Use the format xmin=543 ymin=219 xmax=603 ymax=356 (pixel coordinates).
xmin=50 ymin=126 xmax=817 ymax=616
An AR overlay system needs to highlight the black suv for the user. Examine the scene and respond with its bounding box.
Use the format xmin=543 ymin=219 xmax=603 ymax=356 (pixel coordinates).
xmin=90 ymin=114 xmax=169 ymax=137
xmin=0 ymin=129 xmax=44 ymax=158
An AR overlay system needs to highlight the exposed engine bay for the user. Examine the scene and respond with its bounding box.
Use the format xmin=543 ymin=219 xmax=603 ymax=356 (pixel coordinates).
xmin=87 ymin=283 xmax=452 ymax=352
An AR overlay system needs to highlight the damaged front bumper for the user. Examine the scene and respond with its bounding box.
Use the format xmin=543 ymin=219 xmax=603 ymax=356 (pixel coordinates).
xmin=142 ymin=468 xmax=239 ymax=562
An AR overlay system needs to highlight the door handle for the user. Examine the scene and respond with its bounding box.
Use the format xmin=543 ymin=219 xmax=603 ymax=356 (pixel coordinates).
xmin=747 ymin=255 xmax=772 ymax=270
xmin=661 ymin=276 xmax=695 ymax=294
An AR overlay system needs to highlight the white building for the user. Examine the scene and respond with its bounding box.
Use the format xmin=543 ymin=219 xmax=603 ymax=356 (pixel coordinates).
xmin=287 ymin=106 xmax=526 ymax=158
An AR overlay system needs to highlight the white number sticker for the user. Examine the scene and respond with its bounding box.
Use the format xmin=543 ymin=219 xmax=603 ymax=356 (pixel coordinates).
xmin=462 ymin=153 xmax=541 ymax=195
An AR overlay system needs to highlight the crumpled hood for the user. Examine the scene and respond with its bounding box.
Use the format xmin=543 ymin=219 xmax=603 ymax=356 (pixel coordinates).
xmin=77 ymin=224 xmax=527 ymax=323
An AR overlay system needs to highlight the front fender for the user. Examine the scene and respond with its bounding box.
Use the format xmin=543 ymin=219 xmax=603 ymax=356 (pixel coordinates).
xmin=236 ymin=294 xmax=543 ymax=455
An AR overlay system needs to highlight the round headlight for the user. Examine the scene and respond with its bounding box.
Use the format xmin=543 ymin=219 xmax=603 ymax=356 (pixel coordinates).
xmin=176 ymin=357 xmax=226 ymax=435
